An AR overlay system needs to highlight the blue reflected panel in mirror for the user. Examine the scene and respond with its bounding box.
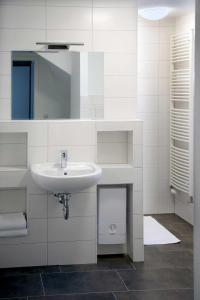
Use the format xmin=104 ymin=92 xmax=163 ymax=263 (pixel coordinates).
xmin=12 ymin=61 xmax=34 ymax=120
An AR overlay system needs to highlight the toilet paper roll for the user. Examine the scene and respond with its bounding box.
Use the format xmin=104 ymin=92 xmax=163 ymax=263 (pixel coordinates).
xmin=0 ymin=228 xmax=28 ymax=238
xmin=0 ymin=213 xmax=27 ymax=231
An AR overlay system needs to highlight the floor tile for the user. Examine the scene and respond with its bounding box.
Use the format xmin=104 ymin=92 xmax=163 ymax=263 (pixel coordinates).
xmin=152 ymin=214 xmax=186 ymax=224
xmin=42 ymin=271 xmax=126 ymax=295
xmin=134 ymin=247 xmax=193 ymax=270
xmin=30 ymin=293 xmax=115 ymax=300
xmin=0 ymin=274 xmax=44 ymax=298
xmin=118 ymin=268 xmax=193 ymax=291
xmin=0 ymin=265 xmax=60 ymax=277
xmin=60 ymin=255 xmax=134 ymax=272
xmin=114 ymin=289 xmax=194 ymax=300
xmin=165 ymin=223 xmax=193 ymax=237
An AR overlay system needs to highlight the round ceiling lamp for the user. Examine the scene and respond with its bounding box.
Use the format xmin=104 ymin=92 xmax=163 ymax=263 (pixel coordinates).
xmin=138 ymin=6 xmax=171 ymax=20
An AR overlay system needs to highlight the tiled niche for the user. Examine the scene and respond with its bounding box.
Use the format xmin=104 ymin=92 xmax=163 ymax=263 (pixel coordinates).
xmin=97 ymin=131 xmax=133 ymax=165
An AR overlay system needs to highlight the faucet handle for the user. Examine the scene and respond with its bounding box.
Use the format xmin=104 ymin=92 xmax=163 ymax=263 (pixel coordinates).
xmin=60 ymin=150 xmax=68 ymax=159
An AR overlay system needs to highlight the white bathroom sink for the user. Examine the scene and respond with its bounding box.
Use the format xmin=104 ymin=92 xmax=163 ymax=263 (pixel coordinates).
xmin=31 ymin=162 xmax=102 ymax=193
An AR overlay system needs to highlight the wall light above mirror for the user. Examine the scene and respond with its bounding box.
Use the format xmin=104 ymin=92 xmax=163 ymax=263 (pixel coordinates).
xmin=138 ymin=6 xmax=171 ymax=20
xmin=11 ymin=51 xmax=104 ymax=120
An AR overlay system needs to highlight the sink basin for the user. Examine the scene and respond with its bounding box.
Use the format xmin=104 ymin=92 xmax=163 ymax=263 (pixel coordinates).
xmin=31 ymin=162 xmax=102 ymax=193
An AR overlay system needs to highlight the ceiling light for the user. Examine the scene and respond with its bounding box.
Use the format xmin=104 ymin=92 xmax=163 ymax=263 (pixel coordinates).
xmin=138 ymin=6 xmax=171 ymax=21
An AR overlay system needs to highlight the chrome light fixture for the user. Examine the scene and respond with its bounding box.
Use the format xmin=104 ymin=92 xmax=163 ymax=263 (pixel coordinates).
xmin=138 ymin=6 xmax=171 ymax=21
xmin=36 ymin=42 xmax=84 ymax=50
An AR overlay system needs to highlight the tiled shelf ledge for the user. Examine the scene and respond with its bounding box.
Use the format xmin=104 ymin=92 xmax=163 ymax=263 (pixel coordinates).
xmin=0 ymin=166 xmax=27 ymax=171
xmin=99 ymin=164 xmax=134 ymax=185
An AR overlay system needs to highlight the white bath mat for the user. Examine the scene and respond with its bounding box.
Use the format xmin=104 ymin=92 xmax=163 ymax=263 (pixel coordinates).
xmin=144 ymin=216 xmax=181 ymax=245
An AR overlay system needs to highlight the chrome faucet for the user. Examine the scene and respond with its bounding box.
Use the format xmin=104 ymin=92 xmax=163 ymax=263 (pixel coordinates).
xmin=60 ymin=150 xmax=68 ymax=168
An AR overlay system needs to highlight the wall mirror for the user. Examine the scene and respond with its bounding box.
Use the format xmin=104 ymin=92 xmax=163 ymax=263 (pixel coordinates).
xmin=11 ymin=51 xmax=104 ymax=120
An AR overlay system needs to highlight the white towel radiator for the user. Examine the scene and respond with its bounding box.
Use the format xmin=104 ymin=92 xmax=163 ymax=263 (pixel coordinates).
xmin=170 ymin=31 xmax=194 ymax=198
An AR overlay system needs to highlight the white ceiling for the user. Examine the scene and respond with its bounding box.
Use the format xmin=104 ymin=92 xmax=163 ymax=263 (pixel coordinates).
xmin=138 ymin=0 xmax=195 ymax=16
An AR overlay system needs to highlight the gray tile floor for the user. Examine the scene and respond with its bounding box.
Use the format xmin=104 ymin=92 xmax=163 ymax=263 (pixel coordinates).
xmin=0 ymin=214 xmax=194 ymax=299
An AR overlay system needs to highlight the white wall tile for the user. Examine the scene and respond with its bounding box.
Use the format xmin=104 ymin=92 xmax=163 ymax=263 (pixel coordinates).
xmin=97 ymin=142 xmax=128 ymax=164
xmin=0 ymin=143 xmax=27 ymax=167
xmin=46 ymin=0 xmax=92 ymax=6
xmin=0 ymin=243 xmax=47 ymax=268
xmin=138 ymin=27 xmax=159 ymax=44
xmin=137 ymin=96 xmax=158 ymax=113
xmin=138 ymin=44 xmax=159 ymax=61
xmin=138 ymin=17 xmax=159 ymax=28
xmin=143 ymin=130 xmax=158 ymax=146
xmin=28 ymin=123 xmax=48 ymax=146
xmin=0 ymin=29 xmax=45 ymax=51
xmin=134 ymin=168 xmax=143 ymax=192
xmin=0 ymin=5 xmax=45 ymax=29
xmin=28 ymin=194 xmax=47 ymax=219
xmin=93 ymin=8 xmax=137 ymax=30
xmin=48 ymin=122 xmax=96 ymax=146
xmin=133 ymin=145 xmax=142 ymax=167
xmin=159 ymin=27 xmax=174 ymax=44
xmin=28 ymin=147 xmax=48 ymax=166
xmin=137 ymin=113 xmax=158 ymax=131
xmin=143 ymin=146 xmax=158 ymax=166
xmin=93 ymin=0 xmax=136 ymax=8
xmin=158 ymin=112 xmax=169 ymax=129
xmin=133 ymin=238 xmax=144 ymax=262
xmin=138 ymin=62 xmax=158 ymax=78
xmin=94 ymin=30 xmax=137 ymax=53
xmin=0 ymin=100 xmax=11 ymax=120
xmin=0 ymin=52 xmax=11 ymax=75
xmin=46 ymin=7 xmax=92 ymax=30
xmin=104 ymin=53 xmax=136 ymax=75
xmin=159 ymin=43 xmax=170 ymax=61
xmin=48 ymin=240 xmax=96 ymax=265
xmin=0 ymin=188 xmax=26 ymax=213
xmin=133 ymin=192 xmax=143 ymax=214
xmin=138 ymin=78 xmax=158 ymax=96
xmin=105 ymin=76 xmax=136 ymax=98
xmin=159 ymin=61 xmax=170 ymax=77
xmin=158 ymin=78 xmax=170 ymax=96
xmin=133 ymin=214 xmax=143 ymax=238
xmin=104 ymin=99 xmax=136 ymax=119
xmin=158 ymin=96 xmax=169 ymax=113
xmin=98 ymin=131 xmax=128 ymax=143
xmin=48 ymin=217 xmax=96 ymax=242
xmin=0 ymin=75 xmax=11 ymax=98
xmin=0 ymin=0 xmax=45 ymax=6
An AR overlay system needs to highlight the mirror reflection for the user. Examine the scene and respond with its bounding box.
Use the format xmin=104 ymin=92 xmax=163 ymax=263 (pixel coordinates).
xmin=11 ymin=51 xmax=104 ymax=120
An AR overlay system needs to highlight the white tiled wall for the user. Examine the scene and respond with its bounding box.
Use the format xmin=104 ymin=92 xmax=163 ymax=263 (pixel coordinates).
xmin=137 ymin=16 xmax=175 ymax=214
xmin=0 ymin=0 xmax=137 ymax=120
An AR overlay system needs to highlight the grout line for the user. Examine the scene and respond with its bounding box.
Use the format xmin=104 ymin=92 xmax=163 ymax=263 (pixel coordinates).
xmin=40 ymin=273 xmax=45 ymax=296
xmin=91 ymin=0 xmax=94 ymax=51
xmin=45 ymin=0 xmax=47 ymax=42
xmin=112 ymin=291 xmax=118 ymax=300
xmin=131 ymin=262 xmax=137 ymax=270
xmin=115 ymin=270 xmax=129 ymax=291
xmin=1 ymin=288 xmax=194 ymax=300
